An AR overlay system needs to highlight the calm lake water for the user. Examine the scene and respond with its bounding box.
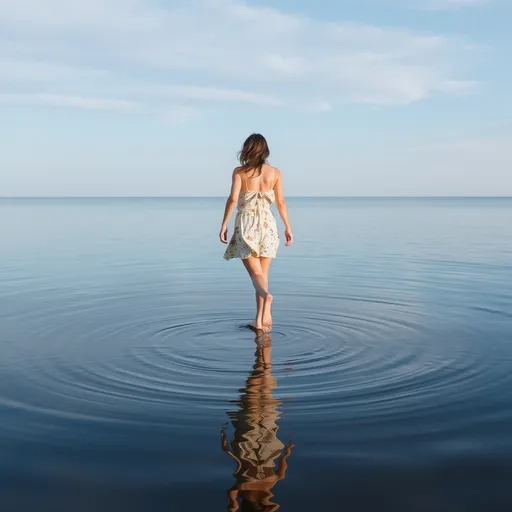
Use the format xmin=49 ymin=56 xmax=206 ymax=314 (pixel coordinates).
xmin=1 ymin=197 xmax=512 ymax=511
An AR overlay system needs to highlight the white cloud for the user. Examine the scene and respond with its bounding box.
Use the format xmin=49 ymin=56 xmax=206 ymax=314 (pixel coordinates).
xmin=0 ymin=0 xmax=481 ymax=114
xmin=142 ymin=85 xmax=286 ymax=107
xmin=0 ymin=58 xmax=110 ymax=83
xmin=0 ymin=93 xmax=137 ymax=111
xmin=410 ymin=0 xmax=488 ymax=10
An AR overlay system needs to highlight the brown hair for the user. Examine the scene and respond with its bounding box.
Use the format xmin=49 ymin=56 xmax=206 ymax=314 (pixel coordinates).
xmin=238 ymin=134 xmax=270 ymax=177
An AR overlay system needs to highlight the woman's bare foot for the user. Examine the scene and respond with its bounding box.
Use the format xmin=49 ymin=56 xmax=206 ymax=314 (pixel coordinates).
xmin=248 ymin=320 xmax=270 ymax=333
xmin=249 ymin=320 xmax=264 ymax=330
xmin=263 ymin=313 xmax=272 ymax=329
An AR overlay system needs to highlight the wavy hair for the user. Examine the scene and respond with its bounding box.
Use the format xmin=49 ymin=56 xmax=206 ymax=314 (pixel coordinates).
xmin=238 ymin=134 xmax=270 ymax=177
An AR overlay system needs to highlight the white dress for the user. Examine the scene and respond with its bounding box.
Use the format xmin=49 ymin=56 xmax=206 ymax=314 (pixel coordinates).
xmin=224 ymin=169 xmax=280 ymax=260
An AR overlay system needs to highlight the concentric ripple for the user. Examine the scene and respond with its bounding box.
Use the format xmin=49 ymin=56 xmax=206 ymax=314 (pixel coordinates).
xmin=1 ymin=282 xmax=512 ymax=452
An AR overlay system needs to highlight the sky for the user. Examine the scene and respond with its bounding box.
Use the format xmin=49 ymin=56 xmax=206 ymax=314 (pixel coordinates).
xmin=1 ymin=0 xmax=511 ymax=197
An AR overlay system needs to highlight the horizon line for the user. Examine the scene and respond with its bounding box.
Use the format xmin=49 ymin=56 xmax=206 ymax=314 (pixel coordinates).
xmin=1 ymin=195 xmax=512 ymax=200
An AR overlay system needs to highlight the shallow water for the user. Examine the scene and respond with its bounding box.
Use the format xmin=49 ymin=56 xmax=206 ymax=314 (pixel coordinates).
xmin=1 ymin=197 xmax=512 ymax=511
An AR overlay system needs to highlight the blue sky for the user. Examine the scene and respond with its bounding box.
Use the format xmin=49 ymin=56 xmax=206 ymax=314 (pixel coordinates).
xmin=1 ymin=0 xmax=511 ymax=196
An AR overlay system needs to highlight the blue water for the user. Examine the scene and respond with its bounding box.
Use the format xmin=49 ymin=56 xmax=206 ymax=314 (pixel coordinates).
xmin=1 ymin=197 xmax=511 ymax=511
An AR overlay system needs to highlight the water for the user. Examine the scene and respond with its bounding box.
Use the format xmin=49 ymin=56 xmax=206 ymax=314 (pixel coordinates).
xmin=1 ymin=197 xmax=511 ymax=511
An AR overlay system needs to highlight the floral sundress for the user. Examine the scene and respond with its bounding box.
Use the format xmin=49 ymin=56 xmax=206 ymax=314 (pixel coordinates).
xmin=224 ymin=172 xmax=280 ymax=260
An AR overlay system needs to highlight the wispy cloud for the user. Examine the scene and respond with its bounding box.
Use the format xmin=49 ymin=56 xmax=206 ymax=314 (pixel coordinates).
xmin=0 ymin=0 xmax=481 ymax=116
xmin=409 ymin=0 xmax=489 ymax=11
xmin=135 ymin=85 xmax=287 ymax=107
xmin=0 ymin=58 xmax=109 ymax=83
xmin=0 ymin=93 xmax=137 ymax=111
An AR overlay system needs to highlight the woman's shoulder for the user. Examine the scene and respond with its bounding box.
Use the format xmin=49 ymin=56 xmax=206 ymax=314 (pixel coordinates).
xmin=260 ymin=163 xmax=280 ymax=174
xmin=268 ymin=165 xmax=282 ymax=179
xmin=232 ymin=166 xmax=244 ymax=179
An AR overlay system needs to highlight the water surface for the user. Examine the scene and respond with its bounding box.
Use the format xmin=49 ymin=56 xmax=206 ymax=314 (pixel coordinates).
xmin=1 ymin=198 xmax=512 ymax=511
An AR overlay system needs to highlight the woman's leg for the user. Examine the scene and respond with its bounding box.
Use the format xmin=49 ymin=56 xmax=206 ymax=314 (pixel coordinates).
xmin=260 ymin=257 xmax=273 ymax=328
xmin=255 ymin=290 xmax=263 ymax=328
xmin=242 ymin=256 xmax=272 ymax=331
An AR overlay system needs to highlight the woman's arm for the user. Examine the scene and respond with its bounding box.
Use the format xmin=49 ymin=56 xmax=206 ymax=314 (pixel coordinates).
xmin=220 ymin=170 xmax=242 ymax=243
xmin=276 ymin=441 xmax=294 ymax=481
xmin=221 ymin=429 xmax=243 ymax=473
xmin=273 ymin=169 xmax=293 ymax=246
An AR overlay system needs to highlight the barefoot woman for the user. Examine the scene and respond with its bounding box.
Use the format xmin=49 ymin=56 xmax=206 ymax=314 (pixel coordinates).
xmin=220 ymin=134 xmax=293 ymax=331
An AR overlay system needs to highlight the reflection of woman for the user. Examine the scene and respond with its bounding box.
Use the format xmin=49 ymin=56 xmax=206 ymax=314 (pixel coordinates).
xmin=221 ymin=333 xmax=294 ymax=512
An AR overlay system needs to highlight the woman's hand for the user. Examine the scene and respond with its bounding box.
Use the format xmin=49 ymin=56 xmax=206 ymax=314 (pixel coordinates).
xmin=284 ymin=228 xmax=293 ymax=246
xmin=219 ymin=225 xmax=228 ymax=244
xmin=285 ymin=441 xmax=295 ymax=456
xmin=221 ymin=428 xmax=229 ymax=451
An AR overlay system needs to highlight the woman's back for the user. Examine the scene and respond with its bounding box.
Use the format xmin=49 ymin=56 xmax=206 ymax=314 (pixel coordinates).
xmin=238 ymin=164 xmax=276 ymax=192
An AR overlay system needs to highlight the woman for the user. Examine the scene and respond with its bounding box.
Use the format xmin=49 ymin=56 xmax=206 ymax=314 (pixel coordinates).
xmin=220 ymin=134 xmax=293 ymax=332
